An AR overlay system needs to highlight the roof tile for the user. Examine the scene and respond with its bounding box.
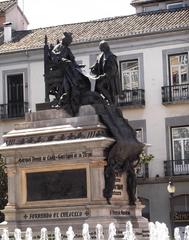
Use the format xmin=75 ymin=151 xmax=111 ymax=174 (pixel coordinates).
xmin=0 ymin=7 xmax=189 ymax=54
xmin=0 ymin=0 xmax=16 ymax=13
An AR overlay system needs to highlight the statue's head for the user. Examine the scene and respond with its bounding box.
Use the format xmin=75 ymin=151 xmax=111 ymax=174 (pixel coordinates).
xmin=99 ymin=40 xmax=110 ymax=53
xmin=62 ymin=32 xmax=73 ymax=46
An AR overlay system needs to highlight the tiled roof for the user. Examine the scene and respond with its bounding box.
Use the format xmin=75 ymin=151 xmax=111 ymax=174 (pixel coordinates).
xmin=0 ymin=7 xmax=189 ymax=54
xmin=0 ymin=0 xmax=16 ymax=13
xmin=0 ymin=27 xmax=3 ymax=38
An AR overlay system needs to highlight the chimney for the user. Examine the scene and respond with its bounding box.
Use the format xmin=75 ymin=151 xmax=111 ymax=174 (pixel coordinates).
xmin=3 ymin=22 xmax=12 ymax=43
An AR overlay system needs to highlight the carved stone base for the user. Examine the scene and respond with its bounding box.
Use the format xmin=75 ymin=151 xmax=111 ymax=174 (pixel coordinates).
xmin=0 ymin=105 xmax=149 ymax=239
xmin=3 ymin=203 xmax=149 ymax=239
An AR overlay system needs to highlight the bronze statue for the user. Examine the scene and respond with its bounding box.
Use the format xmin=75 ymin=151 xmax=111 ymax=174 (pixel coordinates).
xmin=44 ymin=32 xmax=90 ymax=115
xmin=95 ymin=105 xmax=144 ymax=205
xmin=90 ymin=40 xmax=121 ymax=104
xmin=44 ymin=35 xmax=144 ymax=205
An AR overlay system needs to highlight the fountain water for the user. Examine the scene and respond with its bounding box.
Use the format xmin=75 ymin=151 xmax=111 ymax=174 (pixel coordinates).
xmin=155 ymin=221 xmax=163 ymax=240
xmin=161 ymin=223 xmax=170 ymax=240
xmin=96 ymin=224 xmax=104 ymax=240
xmin=154 ymin=221 xmax=170 ymax=240
xmin=149 ymin=221 xmax=172 ymax=240
xmin=122 ymin=221 xmax=136 ymax=240
xmin=25 ymin=228 xmax=32 ymax=240
xmin=149 ymin=222 xmax=157 ymax=240
xmin=66 ymin=226 xmax=75 ymax=240
xmin=54 ymin=227 xmax=61 ymax=240
xmin=184 ymin=226 xmax=189 ymax=240
xmin=108 ymin=222 xmax=116 ymax=240
xmin=1 ymin=229 xmax=9 ymax=240
xmin=40 ymin=228 xmax=48 ymax=240
xmin=1 ymin=221 xmax=189 ymax=239
xmin=14 ymin=229 xmax=22 ymax=240
xmin=174 ymin=227 xmax=181 ymax=240
xmin=82 ymin=223 xmax=90 ymax=240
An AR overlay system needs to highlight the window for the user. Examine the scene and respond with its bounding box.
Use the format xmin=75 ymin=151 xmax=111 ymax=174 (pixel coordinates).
xmin=1 ymin=69 xmax=28 ymax=119
xmin=169 ymin=53 xmax=188 ymax=85
xmin=167 ymin=2 xmax=184 ymax=10
xmin=135 ymin=128 xmax=148 ymax=178
xmin=129 ymin=119 xmax=146 ymax=143
xmin=136 ymin=128 xmax=143 ymax=142
xmin=174 ymin=195 xmax=189 ymax=212
xmin=171 ymin=126 xmax=189 ymax=175
xmin=171 ymin=126 xmax=189 ymax=160
xmin=117 ymin=54 xmax=144 ymax=106
xmin=165 ymin=116 xmax=189 ymax=176
xmin=7 ymin=74 xmax=24 ymax=118
xmin=120 ymin=60 xmax=139 ymax=90
xmin=162 ymin=51 xmax=189 ymax=103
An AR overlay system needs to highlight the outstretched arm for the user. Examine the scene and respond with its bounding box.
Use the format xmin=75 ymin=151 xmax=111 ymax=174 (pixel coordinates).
xmin=52 ymin=43 xmax=61 ymax=55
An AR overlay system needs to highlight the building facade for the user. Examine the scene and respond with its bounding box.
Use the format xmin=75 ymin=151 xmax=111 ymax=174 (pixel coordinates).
xmin=0 ymin=0 xmax=189 ymax=234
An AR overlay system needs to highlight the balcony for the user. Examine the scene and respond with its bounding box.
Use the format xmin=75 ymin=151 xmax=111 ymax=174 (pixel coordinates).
xmin=0 ymin=102 xmax=28 ymax=119
xmin=164 ymin=159 xmax=189 ymax=176
xmin=117 ymin=89 xmax=145 ymax=107
xmin=162 ymin=83 xmax=189 ymax=104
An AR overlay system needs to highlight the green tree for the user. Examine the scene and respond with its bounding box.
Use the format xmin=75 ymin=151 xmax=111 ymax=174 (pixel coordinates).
xmin=0 ymin=154 xmax=8 ymax=222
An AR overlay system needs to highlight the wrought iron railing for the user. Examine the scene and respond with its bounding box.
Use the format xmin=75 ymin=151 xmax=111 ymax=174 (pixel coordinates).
xmin=117 ymin=89 xmax=145 ymax=107
xmin=162 ymin=83 xmax=189 ymax=103
xmin=164 ymin=159 xmax=189 ymax=176
xmin=0 ymin=102 xmax=28 ymax=119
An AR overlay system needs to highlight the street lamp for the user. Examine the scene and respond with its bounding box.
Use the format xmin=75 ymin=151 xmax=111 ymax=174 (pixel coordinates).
xmin=167 ymin=179 xmax=176 ymax=196
xmin=167 ymin=179 xmax=176 ymax=238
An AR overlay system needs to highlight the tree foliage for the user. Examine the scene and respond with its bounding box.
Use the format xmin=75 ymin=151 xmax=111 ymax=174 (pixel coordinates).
xmin=0 ymin=154 xmax=8 ymax=222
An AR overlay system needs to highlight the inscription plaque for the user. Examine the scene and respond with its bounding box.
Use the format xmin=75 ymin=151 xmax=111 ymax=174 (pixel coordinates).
xmin=113 ymin=172 xmax=124 ymax=198
xmin=27 ymin=169 xmax=87 ymax=201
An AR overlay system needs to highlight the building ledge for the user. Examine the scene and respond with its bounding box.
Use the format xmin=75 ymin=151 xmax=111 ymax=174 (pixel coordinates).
xmin=137 ymin=175 xmax=189 ymax=185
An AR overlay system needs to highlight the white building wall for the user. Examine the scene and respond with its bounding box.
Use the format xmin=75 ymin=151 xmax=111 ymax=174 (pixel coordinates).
xmin=29 ymin=61 xmax=45 ymax=111
xmin=114 ymin=41 xmax=189 ymax=178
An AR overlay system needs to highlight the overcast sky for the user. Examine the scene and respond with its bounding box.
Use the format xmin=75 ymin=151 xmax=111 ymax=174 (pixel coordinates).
xmin=17 ymin=0 xmax=135 ymax=29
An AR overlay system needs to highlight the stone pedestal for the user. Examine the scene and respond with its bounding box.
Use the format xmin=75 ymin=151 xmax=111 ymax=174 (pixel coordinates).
xmin=0 ymin=105 xmax=149 ymax=239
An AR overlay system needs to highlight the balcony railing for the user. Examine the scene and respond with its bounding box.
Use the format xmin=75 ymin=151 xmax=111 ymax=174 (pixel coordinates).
xmin=162 ymin=83 xmax=189 ymax=104
xmin=0 ymin=102 xmax=28 ymax=119
xmin=164 ymin=159 xmax=189 ymax=176
xmin=117 ymin=89 xmax=145 ymax=107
